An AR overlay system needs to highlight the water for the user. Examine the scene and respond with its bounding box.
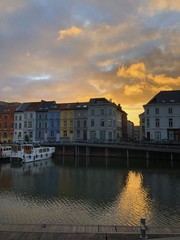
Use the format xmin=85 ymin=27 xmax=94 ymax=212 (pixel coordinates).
xmin=0 ymin=156 xmax=179 ymax=227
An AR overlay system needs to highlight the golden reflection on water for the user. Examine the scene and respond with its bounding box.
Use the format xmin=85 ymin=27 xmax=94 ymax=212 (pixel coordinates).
xmin=117 ymin=171 xmax=153 ymax=225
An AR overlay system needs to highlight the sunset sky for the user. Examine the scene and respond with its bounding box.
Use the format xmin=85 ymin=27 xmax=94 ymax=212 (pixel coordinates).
xmin=0 ymin=0 xmax=179 ymax=125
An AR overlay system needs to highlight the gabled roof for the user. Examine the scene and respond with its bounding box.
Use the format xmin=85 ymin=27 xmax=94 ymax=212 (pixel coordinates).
xmin=37 ymin=100 xmax=56 ymax=112
xmin=25 ymin=102 xmax=42 ymax=111
xmin=58 ymin=102 xmax=77 ymax=110
xmin=147 ymin=90 xmax=180 ymax=104
xmin=89 ymin=98 xmax=110 ymax=104
xmin=15 ymin=102 xmax=31 ymax=112
xmin=1 ymin=105 xmax=18 ymax=113
xmin=75 ymin=102 xmax=88 ymax=110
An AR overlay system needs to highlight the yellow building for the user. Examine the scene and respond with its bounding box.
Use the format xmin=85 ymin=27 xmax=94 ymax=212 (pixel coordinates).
xmin=59 ymin=103 xmax=77 ymax=141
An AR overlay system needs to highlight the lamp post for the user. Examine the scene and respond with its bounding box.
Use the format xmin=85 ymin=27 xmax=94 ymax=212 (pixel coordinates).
xmin=140 ymin=218 xmax=148 ymax=239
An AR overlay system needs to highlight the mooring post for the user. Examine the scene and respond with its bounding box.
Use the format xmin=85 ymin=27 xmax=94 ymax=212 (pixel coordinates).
xmin=140 ymin=218 xmax=148 ymax=239
xmin=170 ymin=152 xmax=173 ymax=168
xmin=127 ymin=149 xmax=129 ymax=168
xmin=146 ymin=151 xmax=149 ymax=168
xmin=86 ymin=146 xmax=89 ymax=157
xmin=63 ymin=145 xmax=65 ymax=155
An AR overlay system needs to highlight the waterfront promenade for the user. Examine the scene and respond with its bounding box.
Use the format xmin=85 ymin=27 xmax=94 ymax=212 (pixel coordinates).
xmin=0 ymin=224 xmax=180 ymax=240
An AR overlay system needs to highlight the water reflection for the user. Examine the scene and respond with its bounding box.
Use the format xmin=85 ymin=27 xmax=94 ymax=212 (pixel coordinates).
xmin=117 ymin=171 xmax=153 ymax=226
xmin=0 ymin=156 xmax=179 ymax=227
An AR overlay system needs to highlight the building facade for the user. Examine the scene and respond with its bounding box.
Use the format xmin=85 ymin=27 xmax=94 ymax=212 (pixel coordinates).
xmin=74 ymin=102 xmax=88 ymax=141
xmin=87 ymin=98 xmax=122 ymax=142
xmin=142 ymin=90 xmax=180 ymax=142
xmin=0 ymin=105 xmax=19 ymax=143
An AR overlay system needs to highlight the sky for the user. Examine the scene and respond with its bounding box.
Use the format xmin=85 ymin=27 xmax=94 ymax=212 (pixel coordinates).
xmin=0 ymin=0 xmax=180 ymax=125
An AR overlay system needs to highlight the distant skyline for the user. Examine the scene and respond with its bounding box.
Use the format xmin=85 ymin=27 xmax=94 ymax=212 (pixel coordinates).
xmin=0 ymin=0 xmax=179 ymax=125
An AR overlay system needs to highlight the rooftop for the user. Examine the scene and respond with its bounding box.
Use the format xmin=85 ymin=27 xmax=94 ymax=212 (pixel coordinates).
xmin=147 ymin=90 xmax=180 ymax=104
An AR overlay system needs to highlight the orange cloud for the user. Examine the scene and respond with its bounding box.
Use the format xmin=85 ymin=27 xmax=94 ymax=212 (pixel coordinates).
xmin=123 ymin=82 xmax=146 ymax=96
xmin=145 ymin=0 xmax=180 ymax=15
xmin=117 ymin=62 xmax=146 ymax=80
xmin=57 ymin=26 xmax=82 ymax=40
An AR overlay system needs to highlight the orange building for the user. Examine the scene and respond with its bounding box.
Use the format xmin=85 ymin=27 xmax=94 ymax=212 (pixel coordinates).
xmin=0 ymin=105 xmax=19 ymax=143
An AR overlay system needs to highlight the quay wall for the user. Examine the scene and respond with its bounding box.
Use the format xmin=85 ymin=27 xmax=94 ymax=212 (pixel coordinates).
xmin=50 ymin=143 xmax=180 ymax=162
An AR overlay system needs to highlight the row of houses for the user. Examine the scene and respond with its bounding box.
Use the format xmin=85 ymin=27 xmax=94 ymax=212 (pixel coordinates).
xmin=0 ymin=98 xmax=128 ymax=144
xmin=1 ymin=90 xmax=179 ymax=144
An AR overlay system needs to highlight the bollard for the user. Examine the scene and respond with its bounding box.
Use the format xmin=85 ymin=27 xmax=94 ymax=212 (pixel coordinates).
xmin=140 ymin=218 xmax=147 ymax=239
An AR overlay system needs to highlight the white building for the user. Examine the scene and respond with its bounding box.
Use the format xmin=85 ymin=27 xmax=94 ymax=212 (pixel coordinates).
xmin=14 ymin=103 xmax=30 ymax=143
xmin=87 ymin=98 xmax=122 ymax=142
xmin=141 ymin=90 xmax=180 ymax=142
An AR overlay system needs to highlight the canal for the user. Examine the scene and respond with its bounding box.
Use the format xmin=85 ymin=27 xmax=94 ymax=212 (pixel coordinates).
xmin=0 ymin=155 xmax=179 ymax=227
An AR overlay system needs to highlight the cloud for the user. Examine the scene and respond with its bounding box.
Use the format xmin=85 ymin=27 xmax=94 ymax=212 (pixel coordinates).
xmin=117 ymin=62 xmax=146 ymax=80
xmin=0 ymin=0 xmax=179 ymax=125
xmin=145 ymin=0 xmax=180 ymax=15
xmin=57 ymin=26 xmax=82 ymax=40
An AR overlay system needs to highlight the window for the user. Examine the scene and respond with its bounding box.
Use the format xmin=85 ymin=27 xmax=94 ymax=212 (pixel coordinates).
xmin=91 ymin=109 xmax=94 ymax=115
xmin=91 ymin=119 xmax=94 ymax=127
xmin=44 ymin=122 xmax=47 ymax=128
xmin=155 ymin=118 xmax=160 ymax=128
xmin=90 ymin=131 xmax=96 ymax=139
xmin=101 ymin=109 xmax=104 ymax=115
xmin=30 ymin=113 xmax=33 ymax=119
xmin=83 ymin=120 xmax=87 ymax=128
xmin=19 ymin=115 xmax=22 ymax=121
xmin=77 ymin=130 xmax=80 ymax=138
xmin=24 ymin=113 xmax=27 ymax=119
xmin=155 ymin=132 xmax=161 ymax=140
xmin=28 ymin=121 xmax=32 ymax=128
xmin=155 ymin=108 xmax=159 ymax=114
xmin=24 ymin=121 xmax=27 ymax=128
xmin=51 ymin=121 xmax=54 ymax=127
xmin=108 ymin=119 xmax=112 ymax=127
xmin=169 ymin=118 xmax=173 ymax=127
xmin=4 ymin=115 xmax=8 ymax=120
xmin=19 ymin=123 xmax=22 ymax=129
xmin=51 ymin=131 xmax=54 ymax=137
xmin=39 ymin=114 xmax=42 ymax=119
xmin=38 ymin=131 xmax=41 ymax=138
xmin=64 ymin=121 xmax=67 ymax=127
xmin=77 ymin=120 xmax=80 ymax=128
xmin=108 ymin=109 xmax=112 ymax=115
xmin=70 ymin=120 xmax=73 ymax=127
xmin=3 ymin=132 xmax=7 ymax=138
xmin=147 ymin=119 xmax=150 ymax=128
xmin=63 ymin=131 xmax=67 ymax=137
xmin=101 ymin=119 xmax=104 ymax=127
xmin=168 ymin=108 xmax=172 ymax=114
xmin=39 ymin=122 xmax=42 ymax=128
xmin=29 ymin=132 xmax=33 ymax=138
xmin=100 ymin=131 xmax=105 ymax=140
xmin=146 ymin=109 xmax=149 ymax=114
xmin=4 ymin=122 xmax=7 ymax=128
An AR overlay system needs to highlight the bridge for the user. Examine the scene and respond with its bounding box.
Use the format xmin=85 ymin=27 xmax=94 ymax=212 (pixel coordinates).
xmin=44 ymin=142 xmax=180 ymax=167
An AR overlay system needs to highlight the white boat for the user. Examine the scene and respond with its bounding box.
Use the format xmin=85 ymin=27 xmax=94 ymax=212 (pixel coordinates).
xmin=0 ymin=145 xmax=12 ymax=159
xmin=10 ymin=144 xmax=55 ymax=163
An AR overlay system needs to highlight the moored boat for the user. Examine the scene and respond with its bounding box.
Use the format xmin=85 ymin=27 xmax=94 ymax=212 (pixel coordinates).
xmin=10 ymin=144 xmax=55 ymax=163
xmin=0 ymin=145 xmax=12 ymax=160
